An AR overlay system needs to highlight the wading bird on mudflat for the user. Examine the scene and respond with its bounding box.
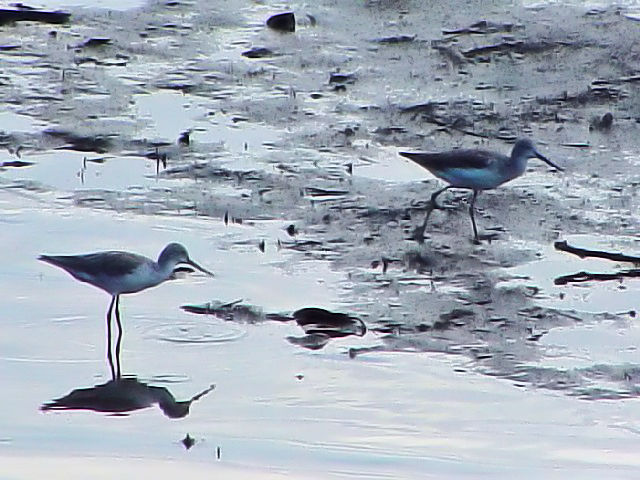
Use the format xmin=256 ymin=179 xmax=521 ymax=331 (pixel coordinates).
xmin=399 ymin=138 xmax=563 ymax=243
xmin=39 ymin=243 xmax=213 ymax=377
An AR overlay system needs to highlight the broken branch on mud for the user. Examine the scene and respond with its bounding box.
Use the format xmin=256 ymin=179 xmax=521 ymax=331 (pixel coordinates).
xmin=554 ymin=269 xmax=640 ymax=285
xmin=554 ymin=240 xmax=640 ymax=264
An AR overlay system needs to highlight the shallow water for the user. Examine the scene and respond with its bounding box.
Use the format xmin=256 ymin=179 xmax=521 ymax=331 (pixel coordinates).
xmin=2 ymin=0 xmax=640 ymax=478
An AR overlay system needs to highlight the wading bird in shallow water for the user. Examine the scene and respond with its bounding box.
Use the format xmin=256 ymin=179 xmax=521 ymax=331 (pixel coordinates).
xmin=39 ymin=243 xmax=213 ymax=378
xmin=399 ymin=138 xmax=564 ymax=243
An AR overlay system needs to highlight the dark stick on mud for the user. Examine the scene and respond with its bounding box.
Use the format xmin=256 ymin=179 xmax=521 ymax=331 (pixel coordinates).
xmin=554 ymin=240 xmax=640 ymax=265
xmin=0 ymin=8 xmax=70 ymax=25
xmin=554 ymin=269 xmax=640 ymax=285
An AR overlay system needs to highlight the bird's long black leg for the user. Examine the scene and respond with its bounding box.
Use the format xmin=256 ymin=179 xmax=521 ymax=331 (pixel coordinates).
xmin=414 ymin=186 xmax=454 ymax=242
xmin=469 ymin=190 xmax=480 ymax=244
xmin=114 ymin=295 xmax=123 ymax=379
xmin=430 ymin=185 xmax=453 ymax=210
xmin=106 ymin=295 xmax=116 ymax=380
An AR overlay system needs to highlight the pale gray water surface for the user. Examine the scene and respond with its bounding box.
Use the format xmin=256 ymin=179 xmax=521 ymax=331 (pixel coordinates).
xmin=2 ymin=0 xmax=640 ymax=478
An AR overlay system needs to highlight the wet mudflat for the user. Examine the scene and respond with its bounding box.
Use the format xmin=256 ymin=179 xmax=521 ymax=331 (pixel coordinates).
xmin=1 ymin=0 xmax=640 ymax=478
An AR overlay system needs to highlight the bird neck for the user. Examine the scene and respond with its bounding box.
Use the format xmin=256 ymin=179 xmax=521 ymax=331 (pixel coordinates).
xmin=506 ymin=153 xmax=528 ymax=179
xmin=155 ymin=260 xmax=178 ymax=281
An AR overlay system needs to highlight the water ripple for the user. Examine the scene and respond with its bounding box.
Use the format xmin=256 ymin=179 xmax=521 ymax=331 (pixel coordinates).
xmin=144 ymin=318 xmax=247 ymax=344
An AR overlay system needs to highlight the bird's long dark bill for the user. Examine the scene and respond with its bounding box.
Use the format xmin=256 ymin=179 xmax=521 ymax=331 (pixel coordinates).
xmin=187 ymin=260 xmax=214 ymax=276
xmin=537 ymin=152 xmax=564 ymax=171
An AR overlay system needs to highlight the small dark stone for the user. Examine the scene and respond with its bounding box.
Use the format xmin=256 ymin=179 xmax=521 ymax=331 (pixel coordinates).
xmin=266 ymin=12 xmax=295 ymax=32
xmin=589 ymin=112 xmax=613 ymax=131
xmin=346 ymin=163 xmax=353 ymax=175
xmin=242 ymin=46 xmax=273 ymax=58
xmin=329 ymin=72 xmax=355 ymax=84
xmin=178 ymin=130 xmax=190 ymax=145
xmin=182 ymin=434 xmax=195 ymax=450
xmin=600 ymin=112 xmax=613 ymax=128
xmin=80 ymin=37 xmax=111 ymax=48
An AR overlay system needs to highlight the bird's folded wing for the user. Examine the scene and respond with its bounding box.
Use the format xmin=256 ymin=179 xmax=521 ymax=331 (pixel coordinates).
xmin=400 ymin=149 xmax=494 ymax=170
xmin=40 ymin=252 xmax=143 ymax=277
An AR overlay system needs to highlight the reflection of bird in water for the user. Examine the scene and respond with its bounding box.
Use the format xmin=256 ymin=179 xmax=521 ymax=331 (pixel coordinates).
xmin=399 ymin=139 xmax=564 ymax=243
xmin=41 ymin=377 xmax=215 ymax=419
xmin=38 ymin=243 xmax=214 ymax=378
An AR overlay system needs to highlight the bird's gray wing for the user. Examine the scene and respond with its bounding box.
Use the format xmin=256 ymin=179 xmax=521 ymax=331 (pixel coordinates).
xmin=39 ymin=251 xmax=146 ymax=277
xmin=400 ymin=149 xmax=495 ymax=170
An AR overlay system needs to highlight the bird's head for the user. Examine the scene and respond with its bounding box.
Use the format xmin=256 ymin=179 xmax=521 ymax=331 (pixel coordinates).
xmin=513 ymin=138 xmax=564 ymax=171
xmin=159 ymin=243 xmax=213 ymax=276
